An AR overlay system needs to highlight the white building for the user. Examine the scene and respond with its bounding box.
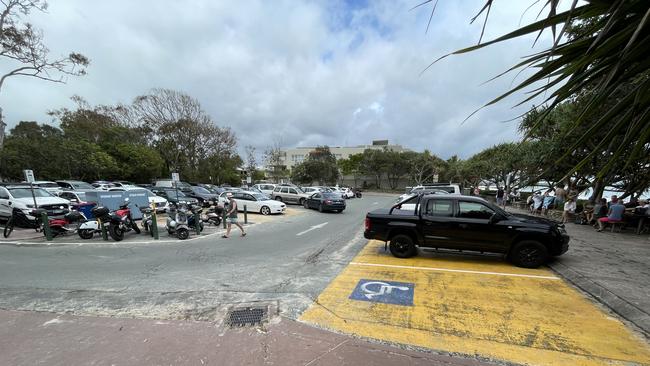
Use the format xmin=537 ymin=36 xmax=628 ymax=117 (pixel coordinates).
xmin=279 ymin=140 xmax=408 ymax=170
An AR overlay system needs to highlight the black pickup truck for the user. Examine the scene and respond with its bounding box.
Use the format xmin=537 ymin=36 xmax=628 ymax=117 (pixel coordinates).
xmin=364 ymin=194 xmax=569 ymax=268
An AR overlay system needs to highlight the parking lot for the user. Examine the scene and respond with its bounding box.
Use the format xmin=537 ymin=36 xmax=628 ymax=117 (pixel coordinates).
xmin=301 ymin=239 xmax=650 ymax=366
xmin=1 ymin=192 xmax=649 ymax=366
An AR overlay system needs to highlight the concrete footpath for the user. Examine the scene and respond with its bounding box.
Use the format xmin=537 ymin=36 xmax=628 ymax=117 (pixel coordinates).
xmin=509 ymin=208 xmax=650 ymax=335
xmin=0 ymin=309 xmax=494 ymax=366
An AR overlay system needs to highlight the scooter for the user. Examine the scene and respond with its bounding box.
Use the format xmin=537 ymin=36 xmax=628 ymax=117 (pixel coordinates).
xmin=201 ymin=205 xmax=223 ymax=226
xmin=166 ymin=203 xmax=191 ymax=240
xmin=78 ymin=206 xmax=114 ymax=240
xmin=139 ymin=205 xmax=155 ymax=237
xmin=48 ymin=209 xmax=87 ymax=237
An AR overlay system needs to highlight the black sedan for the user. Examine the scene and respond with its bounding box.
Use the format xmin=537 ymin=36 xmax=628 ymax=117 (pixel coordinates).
xmin=303 ymin=192 xmax=346 ymax=213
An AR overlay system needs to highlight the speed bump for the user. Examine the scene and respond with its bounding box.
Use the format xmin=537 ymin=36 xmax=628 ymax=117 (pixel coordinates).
xmin=300 ymin=240 xmax=650 ymax=366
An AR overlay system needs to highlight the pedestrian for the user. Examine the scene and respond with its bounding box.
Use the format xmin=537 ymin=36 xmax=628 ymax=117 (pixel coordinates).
xmin=542 ymin=190 xmax=554 ymax=216
xmin=562 ymin=197 xmax=576 ymax=223
xmin=597 ymin=195 xmax=625 ymax=232
xmin=496 ymin=187 xmax=504 ymax=206
xmin=554 ymin=185 xmax=566 ymax=208
xmin=531 ymin=191 xmax=543 ymax=215
xmin=222 ymin=192 xmax=246 ymax=238
xmin=473 ymin=186 xmax=480 ymax=196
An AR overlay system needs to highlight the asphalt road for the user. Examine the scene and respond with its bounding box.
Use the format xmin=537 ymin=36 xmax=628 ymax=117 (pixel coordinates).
xmin=0 ymin=194 xmax=396 ymax=321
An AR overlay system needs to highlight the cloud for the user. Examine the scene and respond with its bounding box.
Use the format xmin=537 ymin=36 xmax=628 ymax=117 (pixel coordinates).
xmin=0 ymin=0 xmax=558 ymax=160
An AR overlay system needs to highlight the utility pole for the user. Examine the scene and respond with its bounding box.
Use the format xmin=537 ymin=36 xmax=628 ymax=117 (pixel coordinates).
xmin=0 ymin=108 xmax=6 ymax=150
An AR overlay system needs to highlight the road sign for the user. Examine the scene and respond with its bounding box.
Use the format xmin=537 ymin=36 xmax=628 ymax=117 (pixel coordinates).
xmin=349 ymin=279 xmax=414 ymax=306
xmin=23 ymin=169 xmax=35 ymax=183
xmin=246 ymin=176 xmax=252 ymax=184
xmin=171 ymin=172 xmax=180 ymax=182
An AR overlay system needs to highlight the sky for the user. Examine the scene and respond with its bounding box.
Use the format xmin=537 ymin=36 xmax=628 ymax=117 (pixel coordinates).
xmin=0 ymin=0 xmax=558 ymax=160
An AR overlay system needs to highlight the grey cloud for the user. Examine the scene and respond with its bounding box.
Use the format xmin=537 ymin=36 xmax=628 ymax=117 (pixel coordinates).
xmin=1 ymin=0 xmax=558 ymax=160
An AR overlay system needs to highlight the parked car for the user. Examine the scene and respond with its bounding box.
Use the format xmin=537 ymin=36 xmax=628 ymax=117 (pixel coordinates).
xmin=0 ymin=183 xmax=71 ymax=220
xmin=186 ymin=186 xmax=219 ymax=206
xmin=230 ymin=191 xmax=286 ymax=215
xmin=304 ymin=192 xmax=346 ymax=213
xmin=364 ymin=194 xmax=570 ymax=268
xmin=109 ymin=187 xmax=169 ymax=213
xmin=252 ymin=183 xmax=277 ymax=196
xmin=271 ymin=186 xmax=311 ymax=205
xmin=58 ymin=191 xmax=90 ymax=203
xmin=57 ymin=180 xmax=97 ymax=191
xmin=92 ymin=183 xmax=115 ymax=190
xmin=339 ymin=187 xmax=355 ymax=199
xmin=154 ymin=179 xmax=193 ymax=192
xmin=398 ymin=185 xmax=458 ymax=202
xmin=151 ymin=188 xmax=199 ymax=206
xmin=32 ymin=181 xmax=62 ymax=194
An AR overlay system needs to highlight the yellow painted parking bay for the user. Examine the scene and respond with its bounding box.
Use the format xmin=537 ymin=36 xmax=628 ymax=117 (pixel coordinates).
xmin=300 ymin=240 xmax=650 ymax=366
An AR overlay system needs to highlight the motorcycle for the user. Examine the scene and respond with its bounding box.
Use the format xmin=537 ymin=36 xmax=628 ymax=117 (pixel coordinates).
xmin=109 ymin=198 xmax=141 ymax=241
xmin=353 ymin=188 xmax=363 ymax=198
xmin=3 ymin=207 xmax=86 ymax=238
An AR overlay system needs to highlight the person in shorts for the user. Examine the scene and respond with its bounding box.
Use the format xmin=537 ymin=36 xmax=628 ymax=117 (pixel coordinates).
xmin=597 ymin=195 xmax=625 ymax=232
xmin=223 ymin=192 xmax=246 ymax=238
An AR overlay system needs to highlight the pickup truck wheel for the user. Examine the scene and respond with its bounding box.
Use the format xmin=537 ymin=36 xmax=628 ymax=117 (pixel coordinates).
xmin=389 ymin=234 xmax=417 ymax=258
xmin=509 ymin=240 xmax=548 ymax=268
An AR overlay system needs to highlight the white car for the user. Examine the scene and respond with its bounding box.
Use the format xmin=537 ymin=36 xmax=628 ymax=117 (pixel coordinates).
xmin=108 ymin=187 xmax=169 ymax=213
xmin=0 ymin=184 xmax=71 ymax=220
xmin=339 ymin=187 xmax=355 ymax=199
xmin=252 ymin=184 xmax=277 ymax=196
xmin=32 ymin=181 xmax=62 ymax=195
xmin=397 ymin=185 xmax=459 ymax=202
xmin=229 ymin=191 xmax=285 ymax=215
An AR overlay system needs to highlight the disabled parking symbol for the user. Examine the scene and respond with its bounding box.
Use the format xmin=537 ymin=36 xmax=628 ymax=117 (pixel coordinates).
xmin=349 ymin=279 xmax=414 ymax=306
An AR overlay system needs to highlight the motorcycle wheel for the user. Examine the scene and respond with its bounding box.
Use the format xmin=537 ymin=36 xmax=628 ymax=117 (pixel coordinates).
xmin=109 ymin=224 xmax=125 ymax=241
xmin=143 ymin=222 xmax=149 ymax=232
xmin=78 ymin=229 xmax=94 ymax=240
xmin=130 ymin=218 xmax=141 ymax=234
xmin=3 ymin=215 xmax=14 ymax=238
xmin=208 ymin=217 xmax=221 ymax=226
xmin=177 ymin=228 xmax=190 ymax=240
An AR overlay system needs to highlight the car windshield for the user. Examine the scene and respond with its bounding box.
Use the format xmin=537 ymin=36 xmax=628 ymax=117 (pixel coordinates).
xmin=36 ymin=182 xmax=59 ymax=188
xmin=9 ymin=187 xmax=53 ymax=198
xmin=72 ymin=182 xmax=95 ymax=190
xmin=322 ymin=193 xmax=340 ymax=199
xmin=194 ymin=187 xmax=211 ymax=194
xmin=252 ymin=193 xmax=267 ymax=200
xmin=167 ymin=190 xmax=188 ymax=199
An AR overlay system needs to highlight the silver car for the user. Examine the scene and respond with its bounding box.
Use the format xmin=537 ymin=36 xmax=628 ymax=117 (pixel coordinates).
xmin=271 ymin=186 xmax=311 ymax=205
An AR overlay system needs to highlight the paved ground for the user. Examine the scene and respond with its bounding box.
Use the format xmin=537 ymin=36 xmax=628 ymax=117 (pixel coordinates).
xmin=1 ymin=194 xmax=649 ymax=366
xmin=0 ymin=196 xmax=394 ymax=320
xmin=0 ymin=309 xmax=493 ymax=366
xmin=300 ymin=240 xmax=650 ymax=366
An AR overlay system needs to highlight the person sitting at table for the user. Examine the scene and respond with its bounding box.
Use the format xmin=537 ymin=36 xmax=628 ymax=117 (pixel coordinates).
xmin=592 ymin=198 xmax=608 ymax=227
xmin=582 ymin=201 xmax=595 ymax=223
xmin=624 ymin=197 xmax=639 ymax=209
xmin=597 ymin=196 xmax=626 ymax=232
xmin=542 ymin=190 xmax=554 ymax=216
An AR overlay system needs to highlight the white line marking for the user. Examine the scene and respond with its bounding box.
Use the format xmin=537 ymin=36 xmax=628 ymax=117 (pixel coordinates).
xmin=296 ymin=222 xmax=328 ymax=236
xmin=349 ymin=262 xmax=560 ymax=280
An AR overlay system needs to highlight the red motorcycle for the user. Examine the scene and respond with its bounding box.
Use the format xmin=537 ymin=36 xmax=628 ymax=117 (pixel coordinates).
xmin=3 ymin=207 xmax=86 ymax=238
xmin=108 ymin=198 xmax=141 ymax=241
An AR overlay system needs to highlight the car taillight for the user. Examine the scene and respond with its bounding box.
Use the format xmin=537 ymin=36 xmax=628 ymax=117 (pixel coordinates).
xmin=365 ymin=217 xmax=371 ymax=231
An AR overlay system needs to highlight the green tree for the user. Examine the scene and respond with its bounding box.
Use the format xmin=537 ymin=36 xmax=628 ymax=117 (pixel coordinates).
xmin=359 ymin=149 xmax=389 ymax=189
xmin=337 ymin=153 xmax=363 ymax=188
xmin=422 ymin=0 xmax=650 ymax=180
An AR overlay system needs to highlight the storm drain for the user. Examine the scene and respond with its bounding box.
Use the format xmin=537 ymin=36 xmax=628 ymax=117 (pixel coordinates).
xmin=225 ymin=306 xmax=268 ymax=327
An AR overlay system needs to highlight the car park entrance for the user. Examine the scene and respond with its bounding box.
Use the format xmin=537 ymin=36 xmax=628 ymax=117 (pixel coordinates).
xmin=300 ymin=240 xmax=650 ymax=366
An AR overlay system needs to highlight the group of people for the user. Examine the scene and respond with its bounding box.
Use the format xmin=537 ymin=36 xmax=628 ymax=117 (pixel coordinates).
xmin=527 ymin=187 xmax=650 ymax=232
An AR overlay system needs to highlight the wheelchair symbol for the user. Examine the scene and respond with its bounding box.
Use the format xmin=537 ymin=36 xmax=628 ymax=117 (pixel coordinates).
xmin=360 ymin=281 xmax=410 ymax=300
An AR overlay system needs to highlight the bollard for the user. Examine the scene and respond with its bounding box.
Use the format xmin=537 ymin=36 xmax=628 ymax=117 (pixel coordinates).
xmin=222 ymin=206 xmax=227 ymax=229
xmin=194 ymin=211 xmax=201 ymax=235
xmin=244 ymin=205 xmax=248 ymax=224
xmin=100 ymin=218 xmax=109 ymax=241
xmin=40 ymin=211 xmax=52 ymax=241
xmin=151 ymin=210 xmax=159 ymax=240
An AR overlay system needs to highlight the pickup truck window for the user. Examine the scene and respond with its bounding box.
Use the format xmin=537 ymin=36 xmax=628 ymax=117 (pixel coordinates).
xmin=458 ymin=201 xmax=494 ymax=220
xmin=424 ymin=199 xmax=453 ymax=217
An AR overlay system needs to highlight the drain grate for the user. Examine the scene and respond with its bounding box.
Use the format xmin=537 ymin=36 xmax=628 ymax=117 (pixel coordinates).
xmin=225 ymin=306 xmax=268 ymax=327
